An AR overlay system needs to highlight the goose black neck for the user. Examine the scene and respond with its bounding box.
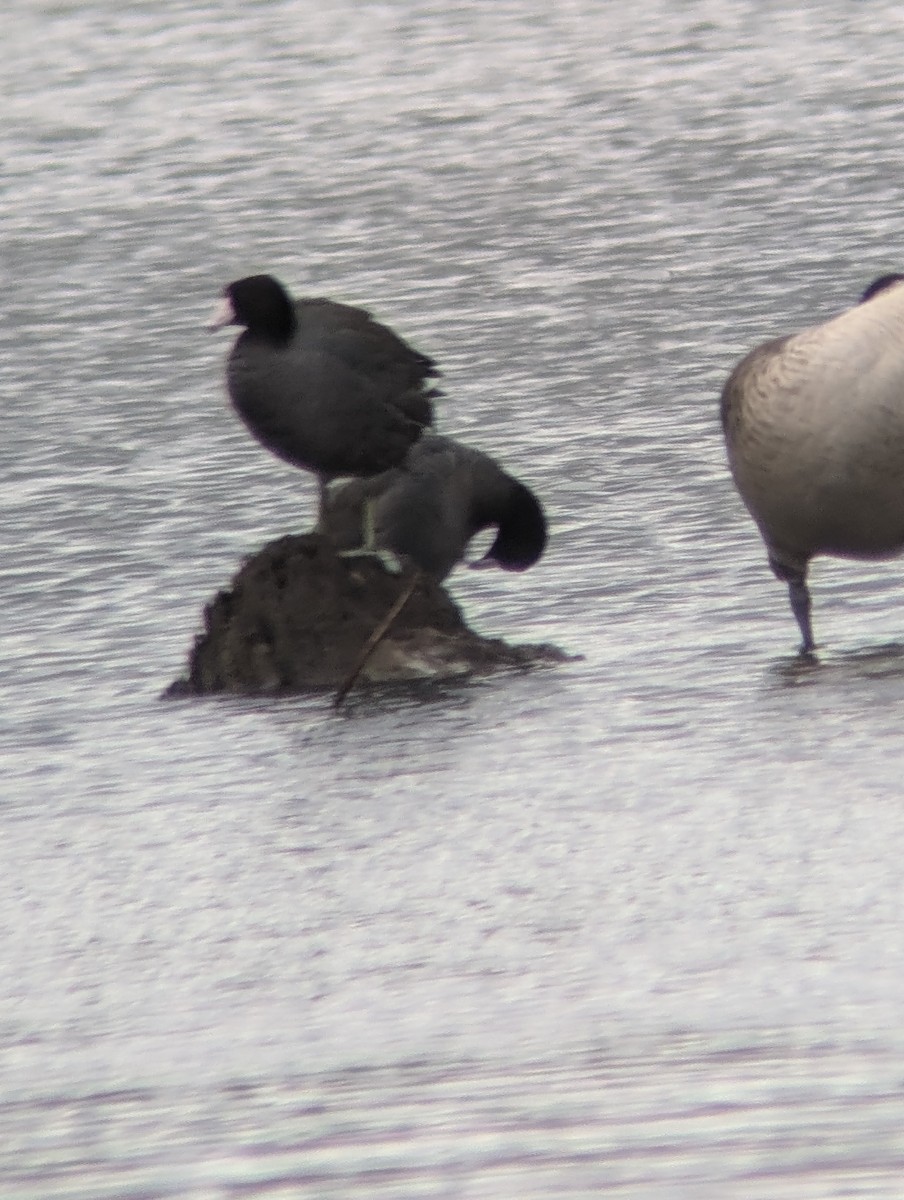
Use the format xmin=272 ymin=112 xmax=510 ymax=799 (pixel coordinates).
xmin=860 ymin=273 xmax=904 ymax=303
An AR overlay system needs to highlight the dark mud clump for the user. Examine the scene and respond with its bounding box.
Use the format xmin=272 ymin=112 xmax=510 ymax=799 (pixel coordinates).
xmin=166 ymin=534 xmax=569 ymax=697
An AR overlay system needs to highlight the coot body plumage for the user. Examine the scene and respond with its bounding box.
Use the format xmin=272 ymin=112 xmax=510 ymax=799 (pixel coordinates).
xmin=322 ymin=434 xmax=547 ymax=581
xmin=211 ymin=274 xmax=440 ymax=514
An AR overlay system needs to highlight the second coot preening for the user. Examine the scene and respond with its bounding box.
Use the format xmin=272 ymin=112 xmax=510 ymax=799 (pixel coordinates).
xmin=321 ymin=434 xmax=547 ymax=580
xmin=721 ymin=274 xmax=904 ymax=652
xmin=210 ymin=274 xmax=440 ymax=520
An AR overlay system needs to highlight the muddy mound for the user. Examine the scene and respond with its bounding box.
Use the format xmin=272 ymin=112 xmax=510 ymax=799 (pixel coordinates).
xmin=166 ymin=534 xmax=567 ymax=697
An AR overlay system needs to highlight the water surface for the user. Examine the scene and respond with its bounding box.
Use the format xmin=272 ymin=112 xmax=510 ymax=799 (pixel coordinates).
xmin=3 ymin=1 xmax=904 ymax=1195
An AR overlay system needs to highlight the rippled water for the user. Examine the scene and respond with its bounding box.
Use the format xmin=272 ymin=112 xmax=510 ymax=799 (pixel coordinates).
xmin=4 ymin=1 xmax=904 ymax=1195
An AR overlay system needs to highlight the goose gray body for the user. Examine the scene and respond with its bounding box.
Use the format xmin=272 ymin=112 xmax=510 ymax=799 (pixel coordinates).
xmin=321 ymin=434 xmax=547 ymax=581
xmin=721 ymin=275 xmax=904 ymax=651
xmin=211 ymin=275 xmax=439 ymax=514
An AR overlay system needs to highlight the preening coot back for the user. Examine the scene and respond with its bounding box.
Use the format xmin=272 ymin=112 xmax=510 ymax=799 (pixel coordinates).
xmin=321 ymin=434 xmax=548 ymax=581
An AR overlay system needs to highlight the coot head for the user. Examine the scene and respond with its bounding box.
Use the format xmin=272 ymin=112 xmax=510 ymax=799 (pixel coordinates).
xmin=209 ymin=274 xmax=297 ymax=343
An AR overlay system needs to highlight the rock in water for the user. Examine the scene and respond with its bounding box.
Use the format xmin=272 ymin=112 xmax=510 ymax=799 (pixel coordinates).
xmin=166 ymin=534 xmax=567 ymax=696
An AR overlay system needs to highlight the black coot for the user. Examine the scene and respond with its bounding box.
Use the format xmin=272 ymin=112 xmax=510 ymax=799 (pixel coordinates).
xmin=211 ymin=274 xmax=440 ymax=518
xmin=322 ymin=434 xmax=547 ymax=581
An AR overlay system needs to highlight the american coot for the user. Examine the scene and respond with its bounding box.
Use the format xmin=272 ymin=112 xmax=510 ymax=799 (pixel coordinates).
xmin=210 ymin=274 xmax=440 ymax=518
xmin=721 ymin=274 xmax=904 ymax=653
xmin=321 ymin=433 xmax=547 ymax=581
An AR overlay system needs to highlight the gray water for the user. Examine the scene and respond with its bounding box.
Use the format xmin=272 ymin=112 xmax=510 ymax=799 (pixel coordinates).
xmin=3 ymin=1 xmax=904 ymax=1195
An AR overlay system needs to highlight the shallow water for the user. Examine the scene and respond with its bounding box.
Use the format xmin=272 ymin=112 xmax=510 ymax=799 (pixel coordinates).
xmin=3 ymin=1 xmax=904 ymax=1195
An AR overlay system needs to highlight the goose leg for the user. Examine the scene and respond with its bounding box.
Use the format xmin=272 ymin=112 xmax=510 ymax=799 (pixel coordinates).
xmin=769 ymin=554 xmax=815 ymax=654
xmin=788 ymin=576 xmax=815 ymax=655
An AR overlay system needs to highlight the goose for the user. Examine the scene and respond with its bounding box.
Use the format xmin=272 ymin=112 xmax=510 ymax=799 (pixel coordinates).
xmin=721 ymin=273 xmax=904 ymax=652
xmin=209 ymin=274 xmax=440 ymax=520
xmin=320 ymin=433 xmax=548 ymax=580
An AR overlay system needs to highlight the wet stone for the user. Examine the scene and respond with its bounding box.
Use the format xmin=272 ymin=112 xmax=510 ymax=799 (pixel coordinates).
xmin=166 ymin=534 xmax=569 ymax=697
